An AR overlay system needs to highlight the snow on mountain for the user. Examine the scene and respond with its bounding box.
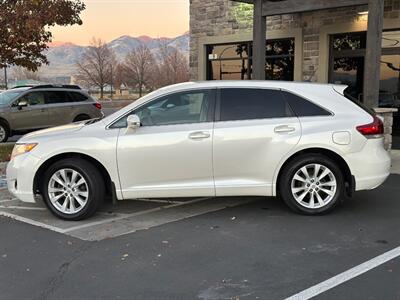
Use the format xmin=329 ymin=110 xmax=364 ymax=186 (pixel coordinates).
xmin=41 ymin=33 xmax=189 ymax=77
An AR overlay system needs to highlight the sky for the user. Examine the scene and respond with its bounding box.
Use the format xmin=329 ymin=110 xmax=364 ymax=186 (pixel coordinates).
xmin=50 ymin=0 xmax=189 ymax=45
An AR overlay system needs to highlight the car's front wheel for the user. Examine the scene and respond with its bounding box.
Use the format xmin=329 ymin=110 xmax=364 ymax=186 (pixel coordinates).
xmin=279 ymin=154 xmax=345 ymax=215
xmin=41 ymin=158 xmax=105 ymax=220
xmin=0 ymin=121 xmax=10 ymax=143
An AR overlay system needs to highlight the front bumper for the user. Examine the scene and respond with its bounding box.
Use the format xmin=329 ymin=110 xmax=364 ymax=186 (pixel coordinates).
xmin=6 ymin=153 xmax=42 ymax=203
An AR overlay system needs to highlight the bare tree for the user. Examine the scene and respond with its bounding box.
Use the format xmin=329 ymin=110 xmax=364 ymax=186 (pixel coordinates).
xmin=113 ymin=63 xmax=126 ymax=95
xmin=12 ymin=67 xmax=42 ymax=81
xmin=156 ymin=42 xmax=190 ymax=88
xmin=122 ymin=45 xmax=155 ymax=97
xmin=75 ymin=38 xmax=115 ymax=99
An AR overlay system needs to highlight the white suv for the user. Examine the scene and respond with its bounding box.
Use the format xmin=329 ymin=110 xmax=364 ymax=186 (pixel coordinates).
xmin=7 ymin=81 xmax=391 ymax=220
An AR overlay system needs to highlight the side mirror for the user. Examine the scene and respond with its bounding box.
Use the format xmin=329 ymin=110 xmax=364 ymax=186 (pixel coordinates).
xmin=127 ymin=114 xmax=141 ymax=130
xmin=17 ymin=100 xmax=28 ymax=110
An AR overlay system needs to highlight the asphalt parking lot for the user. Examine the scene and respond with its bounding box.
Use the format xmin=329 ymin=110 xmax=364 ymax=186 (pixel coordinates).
xmin=0 ymin=174 xmax=399 ymax=299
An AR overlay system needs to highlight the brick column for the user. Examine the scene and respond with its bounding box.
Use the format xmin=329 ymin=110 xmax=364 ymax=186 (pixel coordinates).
xmin=374 ymin=108 xmax=398 ymax=151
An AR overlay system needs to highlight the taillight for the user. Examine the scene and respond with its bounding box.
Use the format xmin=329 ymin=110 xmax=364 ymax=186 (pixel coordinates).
xmin=93 ymin=102 xmax=102 ymax=110
xmin=356 ymin=115 xmax=384 ymax=137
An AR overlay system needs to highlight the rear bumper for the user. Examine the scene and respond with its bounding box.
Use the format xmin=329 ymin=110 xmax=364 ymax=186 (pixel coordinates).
xmin=345 ymin=138 xmax=391 ymax=191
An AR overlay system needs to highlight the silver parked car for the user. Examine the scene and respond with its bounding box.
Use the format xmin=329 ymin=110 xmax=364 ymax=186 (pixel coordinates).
xmin=0 ymin=85 xmax=103 ymax=142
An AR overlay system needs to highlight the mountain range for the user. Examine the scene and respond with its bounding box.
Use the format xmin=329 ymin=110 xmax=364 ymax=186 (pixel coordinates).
xmin=38 ymin=34 xmax=190 ymax=78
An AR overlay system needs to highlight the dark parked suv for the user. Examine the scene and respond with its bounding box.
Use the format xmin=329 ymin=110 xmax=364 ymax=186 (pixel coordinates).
xmin=0 ymin=85 xmax=103 ymax=142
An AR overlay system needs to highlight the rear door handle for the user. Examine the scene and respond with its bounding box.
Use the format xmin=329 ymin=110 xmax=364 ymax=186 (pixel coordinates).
xmin=274 ymin=125 xmax=296 ymax=133
xmin=188 ymin=131 xmax=211 ymax=140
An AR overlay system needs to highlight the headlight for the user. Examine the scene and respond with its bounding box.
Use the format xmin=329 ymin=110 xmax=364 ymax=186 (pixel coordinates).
xmin=10 ymin=143 xmax=38 ymax=160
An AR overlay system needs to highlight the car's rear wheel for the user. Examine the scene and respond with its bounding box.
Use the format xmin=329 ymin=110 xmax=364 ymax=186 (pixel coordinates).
xmin=73 ymin=114 xmax=91 ymax=122
xmin=41 ymin=158 xmax=105 ymax=220
xmin=279 ymin=154 xmax=345 ymax=215
xmin=0 ymin=121 xmax=10 ymax=143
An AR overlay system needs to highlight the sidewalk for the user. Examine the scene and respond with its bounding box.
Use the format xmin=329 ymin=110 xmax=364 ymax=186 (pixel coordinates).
xmin=391 ymin=149 xmax=400 ymax=175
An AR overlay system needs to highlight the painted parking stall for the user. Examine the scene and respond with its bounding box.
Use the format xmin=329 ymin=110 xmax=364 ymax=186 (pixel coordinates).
xmin=0 ymin=188 xmax=255 ymax=241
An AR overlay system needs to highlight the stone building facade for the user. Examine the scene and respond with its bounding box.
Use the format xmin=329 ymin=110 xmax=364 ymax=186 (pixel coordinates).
xmin=189 ymin=0 xmax=400 ymax=149
xmin=190 ymin=0 xmax=399 ymax=81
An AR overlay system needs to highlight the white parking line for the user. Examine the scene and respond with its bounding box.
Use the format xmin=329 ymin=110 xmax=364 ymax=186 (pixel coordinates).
xmin=0 ymin=206 xmax=46 ymax=211
xmin=62 ymin=197 xmax=211 ymax=233
xmin=0 ymin=199 xmax=18 ymax=203
xmin=0 ymin=211 xmax=67 ymax=234
xmin=285 ymin=246 xmax=400 ymax=300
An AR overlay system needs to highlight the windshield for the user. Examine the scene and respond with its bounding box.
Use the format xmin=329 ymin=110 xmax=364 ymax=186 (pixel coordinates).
xmin=0 ymin=90 xmax=24 ymax=105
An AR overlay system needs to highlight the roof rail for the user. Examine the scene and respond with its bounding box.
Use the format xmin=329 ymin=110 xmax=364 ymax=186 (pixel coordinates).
xmin=30 ymin=84 xmax=82 ymax=90
xmin=11 ymin=85 xmax=36 ymax=89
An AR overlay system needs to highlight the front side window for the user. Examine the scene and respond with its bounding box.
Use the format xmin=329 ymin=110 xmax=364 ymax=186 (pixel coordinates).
xmin=0 ymin=90 xmax=24 ymax=105
xmin=219 ymin=88 xmax=291 ymax=121
xmin=16 ymin=92 xmax=45 ymax=106
xmin=111 ymin=90 xmax=214 ymax=128
xmin=45 ymin=91 xmax=69 ymax=104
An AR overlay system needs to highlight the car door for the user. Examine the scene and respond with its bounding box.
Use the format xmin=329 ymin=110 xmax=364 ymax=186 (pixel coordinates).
xmin=9 ymin=91 xmax=49 ymax=131
xmin=45 ymin=90 xmax=75 ymax=126
xmin=213 ymin=87 xmax=301 ymax=196
xmin=115 ymin=89 xmax=216 ymax=199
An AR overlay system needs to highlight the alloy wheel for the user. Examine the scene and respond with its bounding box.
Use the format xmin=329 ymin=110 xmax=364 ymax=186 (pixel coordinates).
xmin=48 ymin=168 xmax=89 ymax=214
xmin=290 ymin=163 xmax=337 ymax=209
xmin=0 ymin=126 xmax=6 ymax=142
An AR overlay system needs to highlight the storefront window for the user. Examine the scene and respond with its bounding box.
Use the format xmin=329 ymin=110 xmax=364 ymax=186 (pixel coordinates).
xmin=332 ymin=32 xmax=366 ymax=51
xmin=206 ymin=38 xmax=295 ymax=81
xmin=266 ymin=39 xmax=295 ymax=81
xmin=380 ymin=55 xmax=400 ymax=107
xmin=330 ymin=32 xmax=366 ymax=100
xmin=382 ymin=30 xmax=400 ymax=48
xmin=329 ymin=30 xmax=400 ymax=108
xmin=206 ymin=42 xmax=251 ymax=80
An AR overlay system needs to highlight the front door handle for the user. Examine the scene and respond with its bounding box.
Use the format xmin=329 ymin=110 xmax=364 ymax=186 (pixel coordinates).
xmin=274 ymin=125 xmax=296 ymax=133
xmin=188 ymin=131 xmax=211 ymax=140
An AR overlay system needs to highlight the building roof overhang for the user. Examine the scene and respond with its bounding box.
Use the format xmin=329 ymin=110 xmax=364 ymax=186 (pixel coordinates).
xmin=230 ymin=0 xmax=369 ymax=16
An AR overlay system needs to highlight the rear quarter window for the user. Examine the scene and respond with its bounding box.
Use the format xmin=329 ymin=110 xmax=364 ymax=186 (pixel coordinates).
xmin=342 ymin=87 xmax=375 ymax=116
xmin=69 ymin=92 xmax=89 ymax=102
xmin=282 ymin=91 xmax=332 ymax=117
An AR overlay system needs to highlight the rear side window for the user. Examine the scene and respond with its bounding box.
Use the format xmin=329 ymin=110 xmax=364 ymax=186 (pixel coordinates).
xmin=45 ymin=91 xmax=70 ymax=104
xmin=69 ymin=92 xmax=88 ymax=102
xmin=219 ymin=88 xmax=291 ymax=121
xmin=343 ymin=87 xmax=374 ymax=116
xmin=282 ymin=91 xmax=332 ymax=117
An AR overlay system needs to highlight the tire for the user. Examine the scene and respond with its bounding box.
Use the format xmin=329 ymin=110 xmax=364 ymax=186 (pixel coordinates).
xmin=0 ymin=120 xmax=10 ymax=143
xmin=279 ymin=154 xmax=345 ymax=215
xmin=73 ymin=114 xmax=91 ymax=122
xmin=41 ymin=158 xmax=105 ymax=220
